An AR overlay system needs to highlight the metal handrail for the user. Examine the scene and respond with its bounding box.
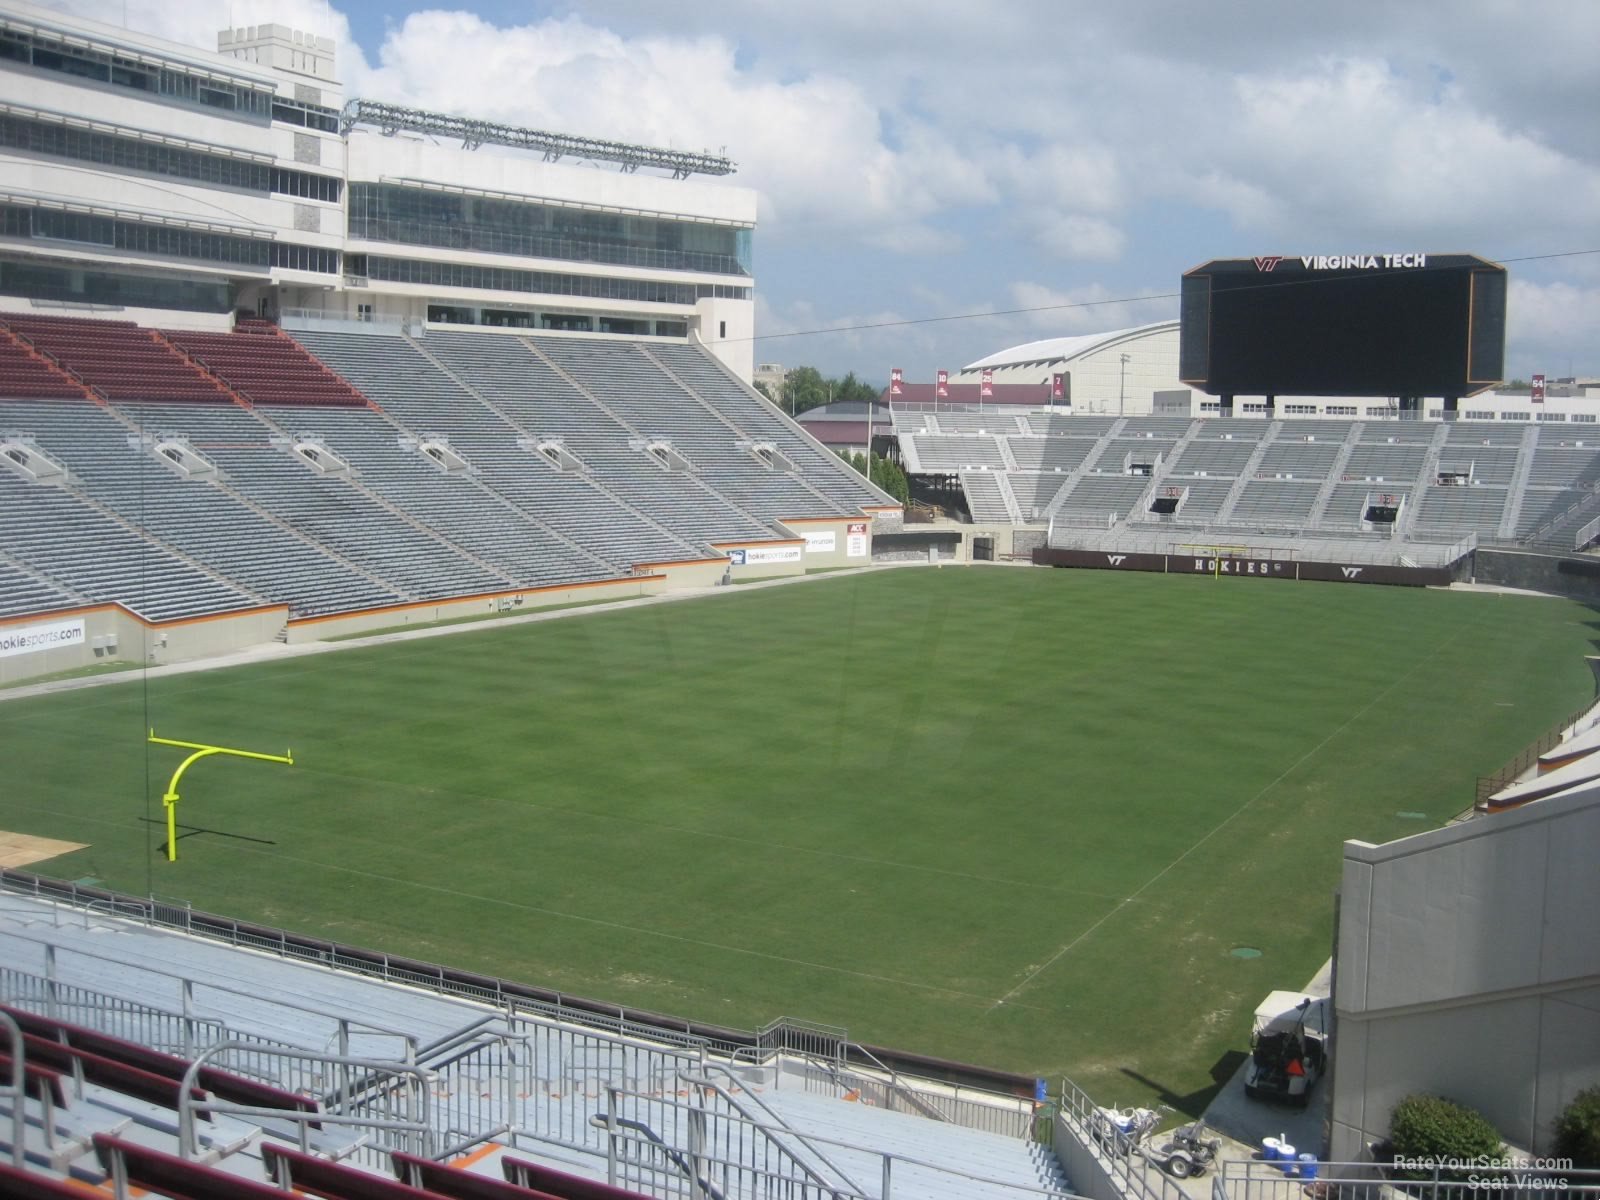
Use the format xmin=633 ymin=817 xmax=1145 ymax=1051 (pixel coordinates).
xmin=0 ymin=924 xmax=419 ymax=1060
xmin=591 ymin=1108 xmax=732 ymax=1200
xmin=595 ymin=1082 xmax=1085 ymax=1200
xmin=178 ymin=1039 xmax=435 ymax=1161
xmin=683 ymin=1065 xmax=866 ymax=1198
xmin=846 ymin=1042 xmax=950 ymax=1122
xmin=1057 ymin=1077 xmax=1188 ymax=1200
xmin=1 ymin=1012 xmax=22 ymax=1168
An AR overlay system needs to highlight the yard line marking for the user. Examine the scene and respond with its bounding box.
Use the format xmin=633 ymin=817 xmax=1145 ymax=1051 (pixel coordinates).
xmin=986 ymin=628 xmax=1465 ymax=1011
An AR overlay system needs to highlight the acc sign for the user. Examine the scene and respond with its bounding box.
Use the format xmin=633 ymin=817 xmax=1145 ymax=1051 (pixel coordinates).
xmin=846 ymin=521 xmax=868 ymax=558
xmin=0 ymin=618 xmax=86 ymax=658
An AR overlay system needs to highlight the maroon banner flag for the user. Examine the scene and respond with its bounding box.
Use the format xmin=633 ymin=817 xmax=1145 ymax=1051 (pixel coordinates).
xmin=1051 ymin=373 xmax=1065 ymax=400
xmin=936 ymin=369 xmax=948 ymax=398
xmin=1532 ymin=373 xmax=1546 ymax=403
xmin=890 ymin=367 xmax=903 ymax=397
xmin=980 ymin=368 xmax=994 ymax=398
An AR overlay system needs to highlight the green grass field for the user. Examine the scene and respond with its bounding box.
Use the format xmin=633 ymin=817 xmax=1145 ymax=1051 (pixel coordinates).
xmin=1 ymin=567 xmax=1594 ymax=1111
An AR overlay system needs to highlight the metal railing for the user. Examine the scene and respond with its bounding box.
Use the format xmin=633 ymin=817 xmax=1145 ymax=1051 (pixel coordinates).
xmin=687 ymin=1064 xmax=867 ymax=1198
xmin=1212 ymin=1156 xmax=1600 ymax=1200
xmin=1056 ymin=1077 xmax=1189 ymax=1200
xmin=794 ymin=1048 xmax=1040 ymax=1139
xmin=179 ymin=1040 xmax=436 ymax=1166
xmin=1474 ymin=700 xmax=1595 ymax=806
xmin=0 ymin=927 xmax=419 ymax=1062
xmin=1576 ymin=512 xmax=1600 ymax=550
xmin=0 ymin=965 xmax=288 ymax=1062
xmin=1 ymin=1011 xmax=22 ymax=1169
xmin=584 ymin=1084 xmax=1083 ymax=1200
xmin=0 ymin=872 xmax=1046 ymax=1147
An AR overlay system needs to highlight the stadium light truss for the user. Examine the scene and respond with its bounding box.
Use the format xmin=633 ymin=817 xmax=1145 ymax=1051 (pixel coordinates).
xmin=341 ymin=99 xmax=737 ymax=179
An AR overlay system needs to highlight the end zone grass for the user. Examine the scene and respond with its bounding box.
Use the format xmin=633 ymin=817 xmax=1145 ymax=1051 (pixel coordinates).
xmin=1 ymin=567 xmax=1593 ymax=1110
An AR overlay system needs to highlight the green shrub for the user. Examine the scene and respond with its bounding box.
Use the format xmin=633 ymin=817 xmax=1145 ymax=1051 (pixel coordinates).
xmin=1554 ymin=1086 xmax=1600 ymax=1170
xmin=1389 ymin=1095 xmax=1504 ymax=1180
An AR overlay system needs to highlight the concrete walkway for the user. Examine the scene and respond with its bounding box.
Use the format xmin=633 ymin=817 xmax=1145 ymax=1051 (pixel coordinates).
xmin=1200 ymin=960 xmax=1333 ymax=1164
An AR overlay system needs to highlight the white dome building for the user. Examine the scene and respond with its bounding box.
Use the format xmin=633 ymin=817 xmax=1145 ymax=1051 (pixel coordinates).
xmin=955 ymin=321 xmax=1186 ymax=416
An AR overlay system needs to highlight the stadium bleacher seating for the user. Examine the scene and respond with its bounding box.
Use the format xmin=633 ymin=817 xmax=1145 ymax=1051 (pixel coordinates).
xmin=1 ymin=316 xmax=231 ymax=404
xmin=9 ymin=307 xmax=1600 ymax=634
xmin=164 ymin=327 xmax=370 ymax=408
xmin=0 ymin=313 xmax=894 ymax=627
xmin=898 ymin=411 xmax=1600 ymax=551
xmin=0 ymin=884 xmax=1069 ymax=1199
xmin=0 ymin=328 xmax=92 ymax=400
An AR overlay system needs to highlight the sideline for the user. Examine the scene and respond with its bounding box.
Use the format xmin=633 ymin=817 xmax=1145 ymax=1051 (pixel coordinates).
xmin=0 ymin=563 xmax=926 ymax=705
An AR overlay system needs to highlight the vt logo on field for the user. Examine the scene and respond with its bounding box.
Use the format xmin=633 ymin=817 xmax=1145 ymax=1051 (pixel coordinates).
xmin=1342 ymin=567 xmax=1363 ymax=578
xmin=1106 ymin=555 xmax=1127 ymax=566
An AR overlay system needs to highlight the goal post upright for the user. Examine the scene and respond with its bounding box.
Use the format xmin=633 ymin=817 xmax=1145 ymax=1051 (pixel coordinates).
xmin=148 ymin=731 xmax=294 ymax=862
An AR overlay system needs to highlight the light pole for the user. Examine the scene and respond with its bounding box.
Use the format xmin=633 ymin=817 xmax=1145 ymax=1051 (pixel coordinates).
xmin=1119 ymin=353 xmax=1130 ymax=417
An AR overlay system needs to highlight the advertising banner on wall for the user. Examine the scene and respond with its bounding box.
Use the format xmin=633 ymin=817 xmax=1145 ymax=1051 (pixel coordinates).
xmin=1031 ymin=548 xmax=1453 ymax=587
xmin=804 ymin=531 xmax=837 ymax=554
xmin=0 ymin=618 xmax=86 ymax=658
xmin=738 ymin=545 xmax=803 ymax=565
xmin=846 ymin=521 xmax=869 ymax=557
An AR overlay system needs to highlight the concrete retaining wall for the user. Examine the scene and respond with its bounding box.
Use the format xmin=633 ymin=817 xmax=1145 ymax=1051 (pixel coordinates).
xmin=1472 ymin=548 xmax=1600 ymax=601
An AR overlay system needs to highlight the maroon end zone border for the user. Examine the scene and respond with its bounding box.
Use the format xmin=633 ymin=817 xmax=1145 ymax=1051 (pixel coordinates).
xmin=1032 ymin=547 xmax=1452 ymax=587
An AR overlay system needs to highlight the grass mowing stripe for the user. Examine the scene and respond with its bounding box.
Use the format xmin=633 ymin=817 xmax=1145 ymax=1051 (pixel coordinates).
xmin=275 ymin=762 xmax=1132 ymax=901
xmin=2 ymin=567 xmax=1591 ymax=1111
xmin=987 ymin=619 xmax=1468 ymax=1010
xmin=188 ymin=834 xmax=1047 ymax=1009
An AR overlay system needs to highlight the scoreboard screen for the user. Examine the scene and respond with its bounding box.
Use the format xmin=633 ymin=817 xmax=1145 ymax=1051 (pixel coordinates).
xmin=1179 ymin=254 xmax=1506 ymax=398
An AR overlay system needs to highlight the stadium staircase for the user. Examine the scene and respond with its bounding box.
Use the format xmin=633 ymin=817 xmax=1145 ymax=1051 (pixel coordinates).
xmin=993 ymin=472 xmax=1024 ymax=524
xmin=1497 ymin=423 xmax=1540 ymax=540
xmin=1 ymin=878 xmax=1079 ymax=1200
xmin=1209 ymin=422 xmax=1279 ymax=525
xmin=1040 ymin=419 xmax=1126 ymax=526
xmin=516 ymin=337 xmax=802 ymax=540
xmin=1304 ymin=423 xmax=1363 ymax=528
xmin=642 ymin=345 xmax=866 ymax=519
xmin=1128 ymin=420 xmax=1200 ymax=522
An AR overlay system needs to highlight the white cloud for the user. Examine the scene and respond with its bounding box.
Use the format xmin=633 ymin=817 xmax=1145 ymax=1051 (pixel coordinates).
xmin=1008 ymin=282 xmax=1176 ymax=334
xmin=353 ymin=11 xmax=988 ymax=250
xmin=40 ymin=0 xmax=1600 ymax=377
xmin=1508 ymin=280 xmax=1600 ymax=371
xmin=1202 ymin=58 xmax=1600 ymax=246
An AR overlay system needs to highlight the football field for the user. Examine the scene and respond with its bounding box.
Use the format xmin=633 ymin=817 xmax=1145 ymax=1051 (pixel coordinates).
xmin=1 ymin=566 xmax=1593 ymax=1110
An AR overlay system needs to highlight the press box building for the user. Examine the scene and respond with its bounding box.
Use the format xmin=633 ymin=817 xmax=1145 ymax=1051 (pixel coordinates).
xmin=0 ymin=0 xmax=758 ymax=378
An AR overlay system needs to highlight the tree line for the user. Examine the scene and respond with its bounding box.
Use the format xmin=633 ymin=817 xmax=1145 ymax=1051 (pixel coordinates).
xmin=756 ymin=366 xmax=880 ymax=415
xmin=837 ymin=450 xmax=909 ymax=504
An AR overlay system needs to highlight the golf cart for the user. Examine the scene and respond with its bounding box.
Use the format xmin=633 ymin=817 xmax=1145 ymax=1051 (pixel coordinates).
xmin=1244 ymin=991 xmax=1329 ymax=1106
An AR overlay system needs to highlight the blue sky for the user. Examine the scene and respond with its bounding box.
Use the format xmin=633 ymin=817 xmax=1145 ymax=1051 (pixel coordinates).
xmin=65 ymin=0 xmax=1600 ymax=386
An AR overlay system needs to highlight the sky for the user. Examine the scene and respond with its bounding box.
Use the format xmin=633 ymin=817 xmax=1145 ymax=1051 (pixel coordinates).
xmin=57 ymin=0 xmax=1600 ymax=386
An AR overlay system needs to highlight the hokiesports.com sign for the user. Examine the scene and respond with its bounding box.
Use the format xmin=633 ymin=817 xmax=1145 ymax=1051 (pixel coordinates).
xmin=728 ymin=545 xmax=803 ymax=566
xmin=0 ymin=618 xmax=86 ymax=658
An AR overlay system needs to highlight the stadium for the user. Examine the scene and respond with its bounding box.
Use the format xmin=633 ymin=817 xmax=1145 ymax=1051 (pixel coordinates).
xmin=1 ymin=5 xmax=1598 ymax=1200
